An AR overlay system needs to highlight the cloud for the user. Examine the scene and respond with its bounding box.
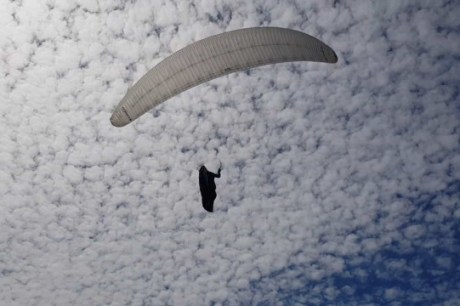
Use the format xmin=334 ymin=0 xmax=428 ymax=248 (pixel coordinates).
xmin=0 ymin=0 xmax=459 ymax=305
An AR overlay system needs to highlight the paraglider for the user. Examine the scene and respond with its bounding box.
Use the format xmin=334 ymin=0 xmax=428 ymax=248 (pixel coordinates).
xmin=110 ymin=27 xmax=337 ymax=127
xmin=199 ymin=165 xmax=221 ymax=212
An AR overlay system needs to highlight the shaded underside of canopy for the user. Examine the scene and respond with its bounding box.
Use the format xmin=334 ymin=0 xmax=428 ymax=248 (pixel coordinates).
xmin=111 ymin=27 xmax=337 ymax=127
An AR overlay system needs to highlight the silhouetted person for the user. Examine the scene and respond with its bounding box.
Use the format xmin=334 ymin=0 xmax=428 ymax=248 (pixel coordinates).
xmin=199 ymin=165 xmax=221 ymax=212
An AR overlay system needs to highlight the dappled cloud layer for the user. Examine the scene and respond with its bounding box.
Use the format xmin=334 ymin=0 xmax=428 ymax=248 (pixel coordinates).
xmin=0 ymin=0 xmax=459 ymax=305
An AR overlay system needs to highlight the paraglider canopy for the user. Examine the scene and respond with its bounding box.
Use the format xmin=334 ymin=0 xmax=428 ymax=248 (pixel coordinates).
xmin=110 ymin=27 xmax=337 ymax=127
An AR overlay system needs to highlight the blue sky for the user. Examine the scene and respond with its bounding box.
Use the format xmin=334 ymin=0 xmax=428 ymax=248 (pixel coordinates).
xmin=0 ymin=0 xmax=459 ymax=305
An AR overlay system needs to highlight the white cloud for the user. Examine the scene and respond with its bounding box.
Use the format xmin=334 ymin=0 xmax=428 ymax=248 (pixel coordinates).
xmin=0 ymin=0 xmax=459 ymax=305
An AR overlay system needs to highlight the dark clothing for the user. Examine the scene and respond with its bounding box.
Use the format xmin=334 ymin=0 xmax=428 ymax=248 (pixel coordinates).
xmin=199 ymin=166 xmax=221 ymax=212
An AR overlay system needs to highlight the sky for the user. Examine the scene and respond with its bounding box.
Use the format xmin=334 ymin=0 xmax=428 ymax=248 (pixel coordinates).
xmin=0 ymin=0 xmax=459 ymax=305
